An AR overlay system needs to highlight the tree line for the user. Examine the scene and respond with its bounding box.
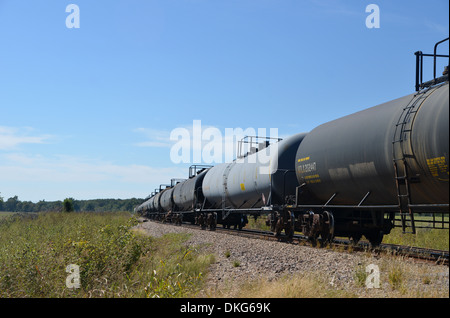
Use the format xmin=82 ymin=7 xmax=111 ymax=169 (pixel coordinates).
xmin=0 ymin=194 xmax=144 ymax=213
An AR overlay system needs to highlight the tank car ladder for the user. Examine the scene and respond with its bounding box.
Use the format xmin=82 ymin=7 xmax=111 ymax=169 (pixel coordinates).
xmin=392 ymin=90 xmax=431 ymax=234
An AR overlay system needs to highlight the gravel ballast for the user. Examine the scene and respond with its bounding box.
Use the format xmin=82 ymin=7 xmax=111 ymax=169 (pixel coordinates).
xmin=135 ymin=220 xmax=449 ymax=298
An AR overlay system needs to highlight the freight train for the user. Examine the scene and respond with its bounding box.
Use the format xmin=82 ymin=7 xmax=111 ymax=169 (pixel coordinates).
xmin=135 ymin=39 xmax=449 ymax=246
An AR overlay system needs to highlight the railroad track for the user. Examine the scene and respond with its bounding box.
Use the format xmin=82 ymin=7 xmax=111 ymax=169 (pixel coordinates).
xmin=219 ymin=226 xmax=448 ymax=265
xmin=145 ymin=218 xmax=449 ymax=266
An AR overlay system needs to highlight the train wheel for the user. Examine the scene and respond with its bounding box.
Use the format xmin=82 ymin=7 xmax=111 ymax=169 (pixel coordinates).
xmin=207 ymin=213 xmax=217 ymax=231
xmin=309 ymin=233 xmax=319 ymax=247
xmin=275 ymin=218 xmax=283 ymax=237
xmin=310 ymin=213 xmax=321 ymax=244
xmin=365 ymin=231 xmax=383 ymax=247
xmin=320 ymin=211 xmax=335 ymax=245
xmin=268 ymin=212 xmax=279 ymax=234
xmin=284 ymin=211 xmax=295 ymax=240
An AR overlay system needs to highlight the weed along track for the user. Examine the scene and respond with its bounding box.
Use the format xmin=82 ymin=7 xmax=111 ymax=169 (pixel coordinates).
xmin=136 ymin=218 xmax=449 ymax=298
xmin=0 ymin=212 xmax=213 ymax=298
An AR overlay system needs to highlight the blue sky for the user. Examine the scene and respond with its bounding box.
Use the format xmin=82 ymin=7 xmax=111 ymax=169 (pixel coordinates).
xmin=0 ymin=0 xmax=448 ymax=202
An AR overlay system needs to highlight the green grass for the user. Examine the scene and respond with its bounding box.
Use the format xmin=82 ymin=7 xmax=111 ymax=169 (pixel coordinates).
xmin=245 ymin=216 xmax=270 ymax=232
xmin=382 ymin=227 xmax=449 ymax=250
xmin=0 ymin=212 xmax=214 ymax=298
xmin=0 ymin=212 xmax=17 ymax=219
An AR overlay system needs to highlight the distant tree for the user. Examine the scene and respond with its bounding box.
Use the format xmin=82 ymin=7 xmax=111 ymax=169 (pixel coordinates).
xmin=62 ymin=198 xmax=75 ymax=213
xmin=0 ymin=194 xmax=143 ymax=213
xmin=6 ymin=196 xmax=19 ymax=212
xmin=85 ymin=202 xmax=95 ymax=212
xmin=35 ymin=200 xmax=46 ymax=212
xmin=21 ymin=201 xmax=34 ymax=212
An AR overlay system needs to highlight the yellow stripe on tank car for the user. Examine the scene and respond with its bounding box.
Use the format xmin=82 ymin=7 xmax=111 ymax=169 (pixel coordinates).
xmin=298 ymin=156 xmax=310 ymax=162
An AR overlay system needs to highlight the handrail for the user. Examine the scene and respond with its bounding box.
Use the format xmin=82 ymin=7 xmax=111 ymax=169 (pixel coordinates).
xmin=415 ymin=37 xmax=449 ymax=91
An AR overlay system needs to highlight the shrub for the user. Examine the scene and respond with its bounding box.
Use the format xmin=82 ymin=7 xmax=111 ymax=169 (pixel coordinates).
xmin=0 ymin=212 xmax=213 ymax=298
xmin=62 ymin=198 xmax=74 ymax=213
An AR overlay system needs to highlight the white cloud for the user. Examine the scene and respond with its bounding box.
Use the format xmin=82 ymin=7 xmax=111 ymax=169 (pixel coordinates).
xmin=0 ymin=153 xmax=187 ymax=201
xmin=0 ymin=126 xmax=189 ymax=201
xmin=0 ymin=126 xmax=53 ymax=150
xmin=0 ymin=153 xmax=184 ymax=183
xmin=133 ymin=127 xmax=173 ymax=148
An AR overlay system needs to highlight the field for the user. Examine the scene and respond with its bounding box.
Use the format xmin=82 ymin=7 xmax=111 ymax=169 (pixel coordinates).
xmin=0 ymin=212 xmax=17 ymax=218
xmin=1 ymin=211 xmax=448 ymax=298
xmin=0 ymin=212 xmax=214 ymax=297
